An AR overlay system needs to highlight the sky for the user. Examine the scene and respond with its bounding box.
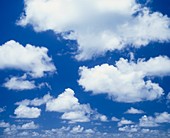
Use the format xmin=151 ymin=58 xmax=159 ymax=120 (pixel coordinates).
xmin=0 ymin=0 xmax=170 ymax=137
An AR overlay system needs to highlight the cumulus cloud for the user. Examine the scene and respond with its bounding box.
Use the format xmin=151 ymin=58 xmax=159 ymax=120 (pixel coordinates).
xmin=111 ymin=116 xmax=120 ymax=122
xmin=18 ymin=121 xmax=39 ymax=130
xmin=118 ymin=118 xmax=134 ymax=127
xmin=70 ymin=125 xmax=84 ymax=134
xmin=139 ymin=112 xmax=170 ymax=127
xmin=15 ymin=88 xmax=106 ymax=123
xmin=15 ymin=93 xmax=52 ymax=106
xmin=0 ymin=40 xmax=56 ymax=78
xmin=118 ymin=125 xmax=138 ymax=133
xmin=167 ymin=92 xmax=170 ymax=100
xmin=61 ymin=111 xmax=90 ymax=123
xmin=3 ymin=76 xmax=36 ymax=91
xmin=18 ymin=0 xmax=170 ymax=60
xmin=2 ymin=121 xmax=38 ymax=137
xmin=78 ymin=56 xmax=170 ymax=103
xmin=46 ymin=88 xmax=105 ymax=123
xmin=14 ymin=105 xmax=41 ymax=118
xmin=0 ymin=121 xmax=10 ymax=128
xmin=125 ymin=107 xmax=145 ymax=114
xmin=46 ymin=88 xmax=80 ymax=112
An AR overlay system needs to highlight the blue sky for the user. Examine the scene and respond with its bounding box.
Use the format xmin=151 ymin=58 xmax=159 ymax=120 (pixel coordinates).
xmin=0 ymin=0 xmax=170 ymax=137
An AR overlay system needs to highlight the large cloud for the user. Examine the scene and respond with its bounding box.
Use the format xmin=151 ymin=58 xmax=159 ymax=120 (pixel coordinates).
xmin=78 ymin=56 xmax=170 ymax=103
xmin=0 ymin=40 xmax=56 ymax=78
xmin=18 ymin=0 xmax=170 ymax=60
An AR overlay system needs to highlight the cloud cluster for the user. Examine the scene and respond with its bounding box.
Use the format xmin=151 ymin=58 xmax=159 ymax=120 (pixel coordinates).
xmin=18 ymin=0 xmax=170 ymax=60
xmin=78 ymin=56 xmax=170 ymax=103
xmin=46 ymin=88 xmax=107 ymax=123
xmin=139 ymin=112 xmax=170 ymax=127
xmin=0 ymin=40 xmax=56 ymax=78
xmin=3 ymin=121 xmax=38 ymax=136
xmin=15 ymin=88 xmax=107 ymax=123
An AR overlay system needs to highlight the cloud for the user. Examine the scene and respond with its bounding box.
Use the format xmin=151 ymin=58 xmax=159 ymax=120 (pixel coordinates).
xmin=70 ymin=125 xmax=84 ymax=134
xmin=139 ymin=112 xmax=170 ymax=127
xmin=0 ymin=40 xmax=56 ymax=78
xmin=46 ymin=88 xmax=106 ymax=123
xmin=18 ymin=121 xmax=39 ymax=130
xmin=0 ymin=121 xmax=10 ymax=128
xmin=125 ymin=107 xmax=145 ymax=114
xmin=118 ymin=118 xmax=134 ymax=127
xmin=118 ymin=125 xmax=138 ymax=133
xmin=14 ymin=105 xmax=41 ymax=118
xmin=61 ymin=111 xmax=90 ymax=123
xmin=78 ymin=56 xmax=170 ymax=103
xmin=18 ymin=0 xmax=170 ymax=60
xmin=111 ymin=117 xmax=120 ymax=122
xmin=15 ymin=93 xmax=52 ymax=106
xmin=94 ymin=114 xmax=108 ymax=122
xmin=3 ymin=76 xmax=36 ymax=91
xmin=46 ymin=88 xmax=80 ymax=112
xmin=16 ymin=88 xmax=106 ymax=123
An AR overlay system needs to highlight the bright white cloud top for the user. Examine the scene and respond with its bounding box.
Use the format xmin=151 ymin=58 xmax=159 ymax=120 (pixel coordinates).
xmin=18 ymin=0 xmax=170 ymax=60
xmin=0 ymin=40 xmax=56 ymax=77
xmin=78 ymin=56 xmax=170 ymax=103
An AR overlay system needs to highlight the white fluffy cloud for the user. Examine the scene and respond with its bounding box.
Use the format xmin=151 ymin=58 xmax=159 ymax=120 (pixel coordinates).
xmin=125 ymin=107 xmax=144 ymax=114
xmin=46 ymin=88 xmax=105 ymax=123
xmin=118 ymin=118 xmax=134 ymax=127
xmin=0 ymin=40 xmax=56 ymax=77
xmin=118 ymin=125 xmax=138 ymax=133
xmin=16 ymin=88 xmax=106 ymax=123
xmin=46 ymin=88 xmax=80 ymax=112
xmin=14 ymin=105 xmax=41 ymax=118
xmin=70 ymin=125 xmax=84 ymax=134
xmin=2 ymin=121 xmax=38 ymax=136
xmin=61 ymin=111 xmax=90 ymax=123
xmin=139 ymin=112 xmax=170 ymax=127
xmin=18 ymin=0 xmax=170 ymax=60
xmin=78 ymin=56 xmax=170 ymax=103
xmin=19 ymin=121 xmax=39 ymax=130
xmin=3 ymin=76 xmax=36 ymax=91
